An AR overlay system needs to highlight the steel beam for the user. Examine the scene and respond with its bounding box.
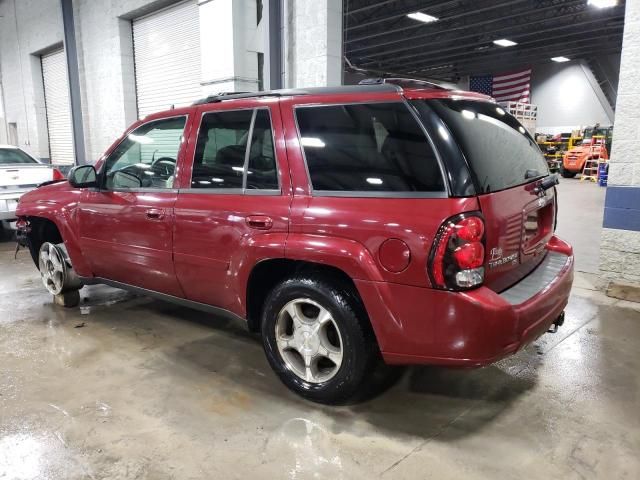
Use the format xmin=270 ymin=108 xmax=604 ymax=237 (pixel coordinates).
xmin=60 ymin=0 xmax=86 ymax=165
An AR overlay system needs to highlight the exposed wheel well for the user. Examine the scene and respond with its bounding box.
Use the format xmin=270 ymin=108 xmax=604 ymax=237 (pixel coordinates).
xmin=245 ymin=259 xmax=370 ymax=334
xmin=24 ymin=217 xmax=63 ymax=267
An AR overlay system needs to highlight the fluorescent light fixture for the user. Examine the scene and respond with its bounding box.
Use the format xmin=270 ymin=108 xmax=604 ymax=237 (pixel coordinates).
xmin=407 ymin=12 xmax=438 ymax=23
xmin=493 ymin=39 xmax=517 ymax=47
xmin=301 ymin=137 xmax=326 ymax=148
xmin=588 ymin=0 xmax=617 ymax=8
xmin=551 ymin=56 xmax=570 ymax=62
xmin=366 ymin=177 xmax=383 ymax=185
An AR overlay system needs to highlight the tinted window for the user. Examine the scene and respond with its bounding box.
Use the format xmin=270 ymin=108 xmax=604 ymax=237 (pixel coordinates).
xmin=0 ymin=148 xmax=38 ymax=165
xmin=192 ymin=109 xmax=279 ymax=190
xmin=192 ymin=110 xmax=253 ymax=189
xmin=102 ymin=116 xmax=186 ymax=189
xmin=295 ymin=102 xmax=444 ymax=193
xmin=422 ymin=99 xmax=548 ymax=193
xmin=246 ymin=110 xmax=278 ymax=190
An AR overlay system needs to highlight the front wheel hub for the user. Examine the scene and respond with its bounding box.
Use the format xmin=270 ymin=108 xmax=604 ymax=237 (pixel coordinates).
xmin=38 ymin=242 xmax=81 ymax=296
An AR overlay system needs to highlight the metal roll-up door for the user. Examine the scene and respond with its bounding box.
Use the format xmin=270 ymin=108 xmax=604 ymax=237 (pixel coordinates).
xmin=42 ymin=49 xmax=75 ymax=165
xmin=133 ymin=0 xmax=202 ymax=118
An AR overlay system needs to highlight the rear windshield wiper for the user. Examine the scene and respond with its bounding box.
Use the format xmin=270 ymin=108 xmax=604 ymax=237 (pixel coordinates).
xmin=534 ymin=174 xmax=559 ymax=194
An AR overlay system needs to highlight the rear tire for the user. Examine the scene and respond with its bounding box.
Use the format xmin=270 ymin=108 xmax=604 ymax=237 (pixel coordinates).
xmin=560 ymin=167 xmax=577 ymax=178
xmin=261 ymin=275 xmax=380 ymax=404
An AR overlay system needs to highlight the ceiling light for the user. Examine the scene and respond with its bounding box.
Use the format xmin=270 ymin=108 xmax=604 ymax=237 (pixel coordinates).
xmin=407 ymin=12 xmax=438 ymax=23
xmin=551 ymin=56 xmax=570 ymax=62
xmin=493 ymin=39 xmax=517 ymax=47
xmin=588 ymin=0 xmax=617 ymax=8
xmin=366 ymin=177 xmax=383 ymax=185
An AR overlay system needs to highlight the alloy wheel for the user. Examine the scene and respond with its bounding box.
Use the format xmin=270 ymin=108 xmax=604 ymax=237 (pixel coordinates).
xmin=38 ymin=243 xmax=67 ymax=295
xmin=275 ymin=298 xmax=343 ymax=384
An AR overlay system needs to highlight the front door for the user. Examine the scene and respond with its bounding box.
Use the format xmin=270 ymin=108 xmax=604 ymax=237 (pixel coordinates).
xmin=173 ymin=100 xmax=291 ymax=314
xmin=78 ymin=115 xmax=190 ymax=297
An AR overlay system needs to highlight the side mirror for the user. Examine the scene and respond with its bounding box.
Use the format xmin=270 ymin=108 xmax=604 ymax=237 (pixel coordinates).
xmin=112 ymin=171 xmax=142 ymax=189
xmin=68 ymin=165 xmax=97 ymax=188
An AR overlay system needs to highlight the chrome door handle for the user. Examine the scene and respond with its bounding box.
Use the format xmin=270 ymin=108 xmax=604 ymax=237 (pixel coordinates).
xmin=145 ymin=208 xmax=165 ymax=220
xmin=246 ymin=215 xmax=273 ymax=230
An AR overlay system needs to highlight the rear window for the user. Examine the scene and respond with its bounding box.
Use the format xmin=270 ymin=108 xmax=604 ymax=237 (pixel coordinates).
xmin=0 ymin=148 xmax=38 ymax=165
xmin=295 ymin=102 xmax=444 ymax=194
xmin=421 ymin=99 xmax=548 ymax=193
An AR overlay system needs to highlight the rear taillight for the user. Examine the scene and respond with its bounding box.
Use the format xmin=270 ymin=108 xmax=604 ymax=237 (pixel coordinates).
xmin=428 ymin=213 xmax=485 ymax=290
xmin=52 ymin=168 xmax=65 ymax=180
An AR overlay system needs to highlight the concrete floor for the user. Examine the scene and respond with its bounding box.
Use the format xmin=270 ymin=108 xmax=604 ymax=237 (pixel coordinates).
xmin=1 ymin=184 xmax=639 ymax=480
xmin=555 ymin=178 xmax=606 ymax=274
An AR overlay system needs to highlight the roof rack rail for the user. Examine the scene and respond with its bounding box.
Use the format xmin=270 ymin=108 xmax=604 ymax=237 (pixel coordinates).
xmin=192 ymin=83 xmax=404 ymax=105
xmin=358 ymin=77 xmax=449 ymax=90
xmin=192 ymin=91 xmax=282 ymax=105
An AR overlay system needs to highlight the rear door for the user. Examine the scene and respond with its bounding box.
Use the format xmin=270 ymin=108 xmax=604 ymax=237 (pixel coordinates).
xmin=173 ymin=99 xmax=291 ymax=313
xmin=419 ymin=98 xmax=555 ymax=292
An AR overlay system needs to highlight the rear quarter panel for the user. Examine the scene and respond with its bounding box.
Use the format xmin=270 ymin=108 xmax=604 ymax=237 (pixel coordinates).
xmin=279 ymin=93 xmax=481 ymax=287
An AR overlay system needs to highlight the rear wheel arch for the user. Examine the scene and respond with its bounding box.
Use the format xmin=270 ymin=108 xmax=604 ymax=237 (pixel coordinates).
xmin=245 ymin=259 xmax=373 ymax=339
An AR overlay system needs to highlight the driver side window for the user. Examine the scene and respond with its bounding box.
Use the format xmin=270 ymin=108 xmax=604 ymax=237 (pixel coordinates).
xmin=102 ymin=116 xmax=187 ymax=190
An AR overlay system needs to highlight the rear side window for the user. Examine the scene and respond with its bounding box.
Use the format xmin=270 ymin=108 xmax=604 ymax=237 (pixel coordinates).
xmin=0 ymin=148 xmax=38 ymax=164
xmin=422 ymin=99 xmax=548 ymax=193
xmin=192 ymin=108 xmax=279 ymax=190
xmin=246 ymin=110 xmax=278 ymax=190
xmin=295 ymin=102 xmax=444 ymax=194
xmin=192 ymin=110 xmax=253 ymax=189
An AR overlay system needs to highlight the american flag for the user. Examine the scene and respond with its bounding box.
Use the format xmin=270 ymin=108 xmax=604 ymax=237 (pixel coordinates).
xmin=469 ymin=69 xmax=531 ymax=103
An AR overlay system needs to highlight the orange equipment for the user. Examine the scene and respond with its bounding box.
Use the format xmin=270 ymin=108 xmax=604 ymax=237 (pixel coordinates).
xmin=561 ymin=126 xmax=612 ymax=178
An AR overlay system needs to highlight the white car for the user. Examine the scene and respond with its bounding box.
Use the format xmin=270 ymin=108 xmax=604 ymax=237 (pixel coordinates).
xmin=0 ymin=145 xmax=65 ymax=229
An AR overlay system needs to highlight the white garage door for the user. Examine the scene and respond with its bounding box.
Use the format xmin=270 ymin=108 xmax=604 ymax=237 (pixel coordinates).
xmin=41 ymin=49 xmax=75 ymax=165
xmin=133 ymin=0 xmax=202 ymax=118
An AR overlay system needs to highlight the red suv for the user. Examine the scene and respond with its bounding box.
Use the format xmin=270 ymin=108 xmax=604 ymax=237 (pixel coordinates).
xmin=16 ymin=80 xmax=574 ymax=404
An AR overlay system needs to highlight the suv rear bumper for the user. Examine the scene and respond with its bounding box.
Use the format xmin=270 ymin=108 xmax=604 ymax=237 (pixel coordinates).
xmin=356 ymin=235 xmax=574 ymax=366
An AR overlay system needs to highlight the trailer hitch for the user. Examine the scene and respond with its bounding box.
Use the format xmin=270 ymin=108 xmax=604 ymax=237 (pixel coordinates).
xmin=548 ymin=311 xmax=565 ymax=334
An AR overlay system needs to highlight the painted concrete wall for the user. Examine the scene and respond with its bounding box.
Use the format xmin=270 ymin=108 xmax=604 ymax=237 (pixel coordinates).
xmin=0 ymin=0 xmax=263 ymax=164
xmin=599 ymin=0 xmax=640 ymax=287
xmin=0 ymin=79 xmax=7 ymax=144
xmin=531 ymin=59 xmax=615 ymax=135
xmin=284 ymin=0 xmax=342 ymax=88
xmin=199 ymin=0 xmax=261 ymax=95
xmin=0 ymin=0 xmax=64 ymax=161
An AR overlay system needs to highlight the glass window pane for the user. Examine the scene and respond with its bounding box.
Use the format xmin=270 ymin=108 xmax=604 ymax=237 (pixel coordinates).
xmin=0 ymin=148 xmax=38 ymax=165
xmin=191 ymin=110 xmax=253 ymax=189
xmin=246 ymin=109 xmax=278 ymax=190
xmin=102 ymin=116 xmax=186 ymax=190
xmin=295 ymin=102 xmax=444 ymax=193
xmin=423 ymin=99 xmax=549 ymax=193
